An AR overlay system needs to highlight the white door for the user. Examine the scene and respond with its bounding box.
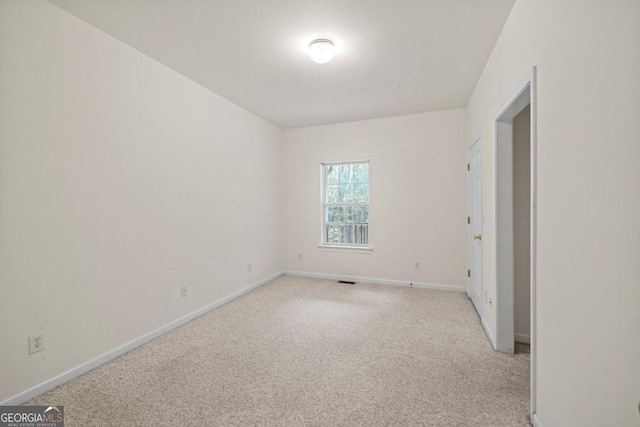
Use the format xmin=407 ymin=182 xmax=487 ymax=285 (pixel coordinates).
xmin=467 ymin=139 xmax=483 ymax=316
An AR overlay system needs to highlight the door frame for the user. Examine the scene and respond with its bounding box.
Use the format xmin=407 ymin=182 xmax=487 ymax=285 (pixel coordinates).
xmin=466 ymin=137 xmax=483 ymax=318
xmin=493 ymin=67 xmax=537 ymax=418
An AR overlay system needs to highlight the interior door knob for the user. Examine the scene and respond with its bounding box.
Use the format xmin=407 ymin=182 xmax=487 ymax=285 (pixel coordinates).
xmin=473 ymin=234 xmax=482 ymax=240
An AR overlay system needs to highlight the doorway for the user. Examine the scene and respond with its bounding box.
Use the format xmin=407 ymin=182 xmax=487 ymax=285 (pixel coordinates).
xmin=493 ymin=67 xmax=537 ymax=418
xmin=513 ymin=105 xmax=531 ymax=347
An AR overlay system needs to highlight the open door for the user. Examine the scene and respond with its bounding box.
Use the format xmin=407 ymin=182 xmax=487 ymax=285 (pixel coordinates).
xmin=467 ymin=137 xmax=483 ymax=317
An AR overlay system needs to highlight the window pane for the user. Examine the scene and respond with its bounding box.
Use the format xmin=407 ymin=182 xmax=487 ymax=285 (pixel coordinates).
xmin=326 ymin=222 xmax=362 ymax=244
xmin=326 ymin=206 xmax=340 ymax=223
xmin=326 ymin=184 xmax=339 ymax=203
xmin=338 ymin=184 xmax=354 ymax=203
xmin=326 ymin=223 xmax=341 ymax=244
xmin=353 ymin=163 xmax=369 ymax=183
xmin=354 ymin=206 xmax=369 ymax=224
xmin=326 ymin=165 xmax=339 ymax=184
xmin=355 ymin=223 xmax=368 ymax=244
xmin=341 ymin=224 xmax=354 ymax=244
xmin=339 ymin=164 xmax=353 ymax=184
xmin=326 ymin=206 xmax=354 ymax=223
xmin=341 ymin=206 xmax=354 ymax=222
xmin=354 ymin=184 xmax=369 ymax=203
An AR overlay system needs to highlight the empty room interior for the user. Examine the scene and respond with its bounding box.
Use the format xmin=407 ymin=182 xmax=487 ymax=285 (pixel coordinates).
xmin=1 ymin=0 xmax=639 ymax=426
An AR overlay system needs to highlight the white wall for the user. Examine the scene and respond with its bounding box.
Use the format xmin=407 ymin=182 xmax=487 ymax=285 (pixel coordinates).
xmin=283 ymin=109 xmax=467 ymax=288
xmin=467 ymin=0 xmax=640 ymax=424
xmin=513 ymin=106 xmax=530 ymax=342
xmin=0 ymin=1 xmax=283 ymax=402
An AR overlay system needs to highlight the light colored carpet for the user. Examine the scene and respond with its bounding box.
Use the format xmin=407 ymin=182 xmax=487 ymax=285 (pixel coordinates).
xmin=27 ymin=275 xmax=531 ymax=426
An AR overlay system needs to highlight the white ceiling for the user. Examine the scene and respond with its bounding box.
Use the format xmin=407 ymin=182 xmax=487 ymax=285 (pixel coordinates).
xmin=48 ymin=0 xmax=515 ymax=128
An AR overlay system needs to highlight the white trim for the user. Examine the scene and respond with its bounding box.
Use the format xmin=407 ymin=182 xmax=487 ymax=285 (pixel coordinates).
xmin=283 ymin=270 xmax=466 ymax=292
xmin=494 ymin=70 xmax=533 ymax=124
xmin=515 ymin=333 xmax=530 ymax=344
xmin=531 ymin=412 xmax=543 ymax=427
xmin=529 ymin=66 xmax=538 ymax=417
xmin=0 ymin=271 xmax=283 ymax=406
xmin=317 ymin=244 xmax=373 ymax=253
xmin=481 ymin=317 xmax=496 ymax=348
xmin=321 ymin=159 xmax=370 ymax=166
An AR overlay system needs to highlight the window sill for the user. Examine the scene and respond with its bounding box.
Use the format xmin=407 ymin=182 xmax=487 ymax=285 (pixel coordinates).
xmin=317 ymin=244 xmax=373 ymax=254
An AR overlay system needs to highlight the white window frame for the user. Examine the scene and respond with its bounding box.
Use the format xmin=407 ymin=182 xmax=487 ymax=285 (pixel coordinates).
xmin=319 ymin=160 xmax=372 ymax=252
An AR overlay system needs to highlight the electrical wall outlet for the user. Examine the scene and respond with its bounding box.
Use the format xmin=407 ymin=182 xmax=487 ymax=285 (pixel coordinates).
xmin=180 ymin=286 xmax=188 ymax=297
xmin=29 ymin=333 xmax=45 ymax=354
xmin=247 ymin=264 xmax=252 ymax=273
xmin=297 ymin=253 xmax=302 ymax=261
xmin=414 ymin=262 xmax=420 ymax=270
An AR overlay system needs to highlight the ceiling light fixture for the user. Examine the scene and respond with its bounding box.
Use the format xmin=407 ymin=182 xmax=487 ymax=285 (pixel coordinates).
xmin=308 ymin=38 xmax=335 ymax=64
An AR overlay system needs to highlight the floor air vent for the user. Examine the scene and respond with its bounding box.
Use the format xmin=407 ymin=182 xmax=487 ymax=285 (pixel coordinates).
xmin=338 ymin=280 xmax=356 ymax=285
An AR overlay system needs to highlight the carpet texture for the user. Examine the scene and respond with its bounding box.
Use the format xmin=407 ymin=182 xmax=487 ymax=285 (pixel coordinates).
xmin=27 ymin=275 xmax=531 ymax=426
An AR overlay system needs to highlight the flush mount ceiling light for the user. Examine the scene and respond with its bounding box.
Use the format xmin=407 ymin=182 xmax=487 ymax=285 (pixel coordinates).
xmin=308 ymin=38 xmax=335 ymax=64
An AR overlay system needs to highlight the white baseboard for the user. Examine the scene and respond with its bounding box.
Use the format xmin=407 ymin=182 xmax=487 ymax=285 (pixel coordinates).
xmin=0 ymin=271 xmax=283 ymax=406
xmin=282 ymin=270 xmax=466 ymax=292
xmin=481 ymin=317 xmax=497 ymax=349
xmin=531 ymin=412 xmax=542 ymax=427
xmin=515 ymin=333 xmax=530 ymax=344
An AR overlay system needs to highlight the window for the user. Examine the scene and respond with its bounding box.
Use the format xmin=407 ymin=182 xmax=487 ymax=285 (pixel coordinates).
xmin=322 ymin=161 xmax=369 ymax=246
